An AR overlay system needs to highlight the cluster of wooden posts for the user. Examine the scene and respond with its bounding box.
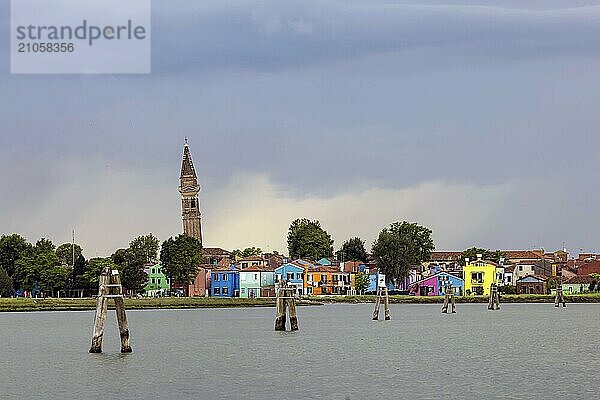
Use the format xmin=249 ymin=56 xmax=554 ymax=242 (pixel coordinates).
xmin=274 ymin=281 xmax=298 ymax=331
xmin=89 ymin=267 xmax=131 ymax=353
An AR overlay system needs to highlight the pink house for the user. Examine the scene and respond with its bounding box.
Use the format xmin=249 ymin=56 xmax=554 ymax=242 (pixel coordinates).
xmin=409 ymin=272 xmax=464 ymax=296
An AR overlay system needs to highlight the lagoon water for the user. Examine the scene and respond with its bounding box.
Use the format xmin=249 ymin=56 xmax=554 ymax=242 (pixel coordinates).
xmin=1 ymin=303 xmax=599 ymax=399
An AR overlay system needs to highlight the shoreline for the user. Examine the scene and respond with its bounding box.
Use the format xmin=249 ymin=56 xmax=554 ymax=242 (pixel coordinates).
xmin=1 ymin=293 xmax=600 ymax=312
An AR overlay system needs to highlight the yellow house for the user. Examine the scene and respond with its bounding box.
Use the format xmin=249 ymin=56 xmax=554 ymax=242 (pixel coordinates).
xmin=463 ymin=259 xmax=501 ymax=296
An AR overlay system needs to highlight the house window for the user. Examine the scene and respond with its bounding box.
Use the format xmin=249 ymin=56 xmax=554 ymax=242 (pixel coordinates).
xmin=296 ymin=273 xmax=302 ymax=280
xmin=151 ymin=278 xmax=155 ymax=284
xmin=471 ymin=272 xmax=484 ymax=284
xmin=519 ymin=266 xmax=523 ymax=271
xmin=223 ymin=274 xmax=228 ymax=281
xmin=214 ymin=287 xmax=220 ymax=295
xmin=252 ymin=262 xmax=258 ymax=266
xmin=287 ymin=273 xmax=294 ymax=281
xmin=191 ymin=199 xmax=196 ymax=208
xmin=223 ymin=287 xmax=229 ymax=295
xmin=242 ymin=262 xmax=248 ymax=268
xmin=214 ymin=274 xmax=220 ymax=281
xmin=241 ymin=288 xmax=246 ymax=294
xmin=254 ymin=274 xmax=258 ymax=280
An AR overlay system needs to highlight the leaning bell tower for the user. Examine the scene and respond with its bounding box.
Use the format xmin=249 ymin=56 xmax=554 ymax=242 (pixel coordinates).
xmin=179 ymin=139 xmax=202 ymax=246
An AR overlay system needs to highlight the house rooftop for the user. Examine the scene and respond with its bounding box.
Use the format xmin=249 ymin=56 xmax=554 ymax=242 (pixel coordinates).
xmin=310 ymin=266 xmax=340 ymax=273
xmin=212 ymin=265 xmax=240 ymax=272
xmin=238 ymin=255 xmax=264 ymax=262
xmin=428 ymin=251 xmax=462 ymax=261
xmin=242 ymin=265 xmax=275 ymax=272
xmin=504 ymin=250 xmax=543 ymax=260
xmin=203 ymin=247 xmax=231 ymax=256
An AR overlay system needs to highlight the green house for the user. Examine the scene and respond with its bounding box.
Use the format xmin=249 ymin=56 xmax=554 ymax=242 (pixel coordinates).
xmin=144 ymin=263 xmax=170 ymax=296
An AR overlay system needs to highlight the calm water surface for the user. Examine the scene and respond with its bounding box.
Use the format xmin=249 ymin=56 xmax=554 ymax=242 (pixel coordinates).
xmin=1 ymin=303 xmax=599 ymax=399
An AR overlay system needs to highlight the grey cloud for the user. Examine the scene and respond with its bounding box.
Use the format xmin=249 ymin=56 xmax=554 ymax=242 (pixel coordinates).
xmin=151 ymin=1 xmax=600 ymax=73
xmin=2 ymin=1 xmax=600 ymax=254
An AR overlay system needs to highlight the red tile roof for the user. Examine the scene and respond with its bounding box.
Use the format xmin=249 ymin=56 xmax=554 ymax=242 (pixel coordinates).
xmin=203 ymin=247 xmax=231 ymax=256
xmin=503 ymin=250 xmax=543 ymax=260
xmin=565 ymin=275 xmax=594 ymax=284
xmin=238 ymin=255 xmax=263 ymax=262
xmin=428 ymin=252 xmax=462 ymax=261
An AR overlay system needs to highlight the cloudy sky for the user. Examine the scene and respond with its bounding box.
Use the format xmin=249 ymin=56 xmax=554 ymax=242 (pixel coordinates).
xmin=2 ymin=0 xmax=600 ymax=257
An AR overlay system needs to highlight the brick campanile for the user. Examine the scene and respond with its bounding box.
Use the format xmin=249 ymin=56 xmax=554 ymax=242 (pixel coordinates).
xmin=179 ymin=139 xmax=202 ymax=245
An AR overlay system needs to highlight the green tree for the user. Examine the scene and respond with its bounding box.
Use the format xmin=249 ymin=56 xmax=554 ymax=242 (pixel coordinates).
xmin=231 ymin=247 xmax=262 ymax=259
xmin=0 ymin=234 xmax=32 ymax=280
xmin=40 ymin=265 xmax=69 ymax=297
xmin=129 ymin=233 xmax=160 ymax=263
xmin=371 ymin=221 xmax=434 ymax=283
xmin=337 ymin=237 xmax=368 ymax=262
xmin=72 ymin=254 xmax=87 ymax=289
xmin=111 ymin=234 xmax=159 ymax=293
xmin=160 ymin=235 xmax=203 ymax=285
xmin=0 ymin=267 xmax=13 ymax=297
xmin=55 ymin=243 xmax=83 ymax=266
xmin=287 ymin=218 xmax=334 ymax=261
xmin=354 ymin=271 xmax=370 ymax=294
xmin=13 ymin=238 xmax=67 ymax=295
xmin=111 ymin=247 xmax=146 ymax=293
xmin=83 ymin=258 xmax=119 ymax=287
xmin=459 ymin=247 xmax=506 ymax=266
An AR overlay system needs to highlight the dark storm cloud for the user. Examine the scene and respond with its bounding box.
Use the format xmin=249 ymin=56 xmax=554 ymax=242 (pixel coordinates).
xmin=2 ymin=1 xmax=600 ymax=253
xmin=150 ymin=0 xmax=600 ymax=73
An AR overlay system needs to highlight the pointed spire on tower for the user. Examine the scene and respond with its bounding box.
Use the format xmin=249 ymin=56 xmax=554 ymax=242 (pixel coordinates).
xmin=180 ymin=139 xmax=196 ymax=178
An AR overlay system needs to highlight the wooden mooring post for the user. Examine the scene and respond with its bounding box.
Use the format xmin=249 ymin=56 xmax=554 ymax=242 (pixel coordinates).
xmin=89 ymin=267 xmax=132 ymax=353
xmin=441 ymin=285 xmax=456 ymax=314
xmin=555 ymin=284 xmax=566 ymax=307
xmin=372 ymin=287 xmax=390 ymax=320
xmin=274 ymin=281 xmax=298 ymax=331
xmin=487 ymin=283 xmax=500 ymax=310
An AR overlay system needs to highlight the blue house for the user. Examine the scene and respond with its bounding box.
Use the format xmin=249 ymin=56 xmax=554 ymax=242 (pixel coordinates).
xmin=275 ymin=261 xmax=306 ymax=296
xmin=367 ymin=269 xmax=395 ymax=293
xmin=211 ymin=265 xmax=240 ymax=297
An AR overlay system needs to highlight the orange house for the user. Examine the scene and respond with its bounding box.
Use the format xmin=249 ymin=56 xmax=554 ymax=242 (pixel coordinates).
xmin=306 ymin=266 xmax=339 ymax=295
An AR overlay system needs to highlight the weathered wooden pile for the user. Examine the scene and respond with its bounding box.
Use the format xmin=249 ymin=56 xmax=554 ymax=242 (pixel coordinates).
xmin=89 ymin=267 xmax=132 ymax=353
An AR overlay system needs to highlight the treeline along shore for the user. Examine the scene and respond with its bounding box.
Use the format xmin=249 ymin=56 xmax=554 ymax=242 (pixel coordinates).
xmin=2 ymin=293 xmax=600 ymax=312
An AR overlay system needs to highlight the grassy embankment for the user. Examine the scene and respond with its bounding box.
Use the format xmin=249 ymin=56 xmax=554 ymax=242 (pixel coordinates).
xmin=309 ymin=293 xmax=600 ymax=304
xmin=2 ymin=293 xmax=600 ymax=312
xmin=0 ymin=297 xmax=283 ymax=312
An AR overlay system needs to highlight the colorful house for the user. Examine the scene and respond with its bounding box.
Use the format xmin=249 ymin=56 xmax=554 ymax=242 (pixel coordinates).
xmin=239 ymin=266 xmax=275 ymax=298
xmin=306 ymin=266 xmax=349 ymax=295
xmin=367 ymin=267 xmax=394 ymax=293
xmin=274 ymin=261 xmax=305 ymax=296
xmin=237 ymin=256 xmax=265 ymax=269
xmin=211 ymin=265 xmax=240 ymax=297
xmin=143 ymin=263 xmax=170 ymax=296
xmin=557 ymin=275 xmax=593 ymax=294
xmin=463 ymin=259 xmax=501 ymax=296
xmin=515 ymin=275 xmax=548 ymax=294
xmin=409 ymin=272 xmax=464 ymax=296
